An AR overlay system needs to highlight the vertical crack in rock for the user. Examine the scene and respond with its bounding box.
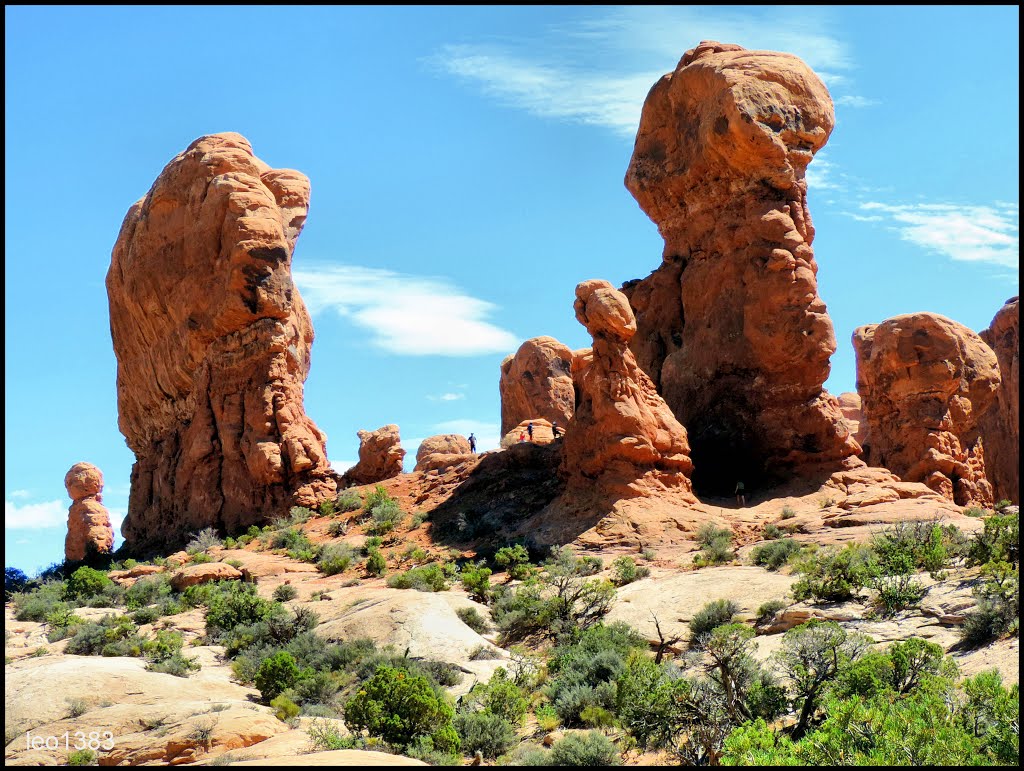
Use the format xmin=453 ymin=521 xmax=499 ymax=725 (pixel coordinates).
xmin=620 ymin=41 xmax=860 ymax=495
xmin=107 ymin=132 xmax=336 ymax=550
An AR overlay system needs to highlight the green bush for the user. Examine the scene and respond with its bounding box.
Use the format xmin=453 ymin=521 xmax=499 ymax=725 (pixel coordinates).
xmin=454 ymin=711 xmax=516 ymax=758
xmin=763 ymin=523 xmax=783 ymax=540
xmin=327 ymin=519 xmax=349 ymax=537
xmin=612 ymin=556 xmax=650 ymax=586
xmin=791 ymin=544 xmax=880 ymax=603
xmin=67 ymin=749 xmax=95 ymax=766
xmin=968 ymin=512 xmax=1018 ymax=567
xmin=146 ymin=652 xmax=200 ymax=677
xmin=204 ymin=582 xmax=276 ymax=640
xmin=872 ymin=520 xmax=959 ymax=578
xmin=462 ymin=668 xmax=528 ymax=726
xmin=318 ymin=544 xmax=357 ymax=576
xmin=64 ymin=615 xmax=142 ymax=656
xmin=548 ymin=730 xmax=621 ymax=766
xmin=336 ymin=489 xmax=362 ymax=513
xmin=751 ymin=538 xmax=803 ymax=570
xmin=365 ymin=548 xmax=387 ymax=576
xmin=186 ymin=527 xmax=222 ymax=555
xmin=318 ymin=499 xmax=336 ymax=517
xmin=386 ymin=563 xmax=449 ymax=592
xmin=14 ymin=581 xmax=67 ymax=621
xmin=693 ymin=523 xmax=734 ymax=565
xmin=781 ymin=506 xmax=797 ymax=519
xmin=495 ymin=545 xmax=533 ymax=580
xmin=755 ymin=599 xmax=787 ymax=627
xmin=367 ymin=500 xmax=404 ymax=535
xmin=271 ymin=693 xmax=301 ymax=722
xmin=65 ymin=567 xmax=114 ymax=601
xmin=5 ymin=567 xmax=28 ymax=600
xmin=460 ymin=563 xmax=492 ymax=602
xmin=273 ymin=584 xmax=298 ymax=602
xmin=256 ymin=651 xmax=310 ymax=701
xmin=457 ymin=606 xmax=490 ymax=634
xmin=689 ymin=598 xmax=739 ymax=643
xmin=961 ymin=562 xmax=1019 ymax=646
xmin=124 ymin=574 xmax=173 ymax=610
xmin=872 ymin=572 xmax=926 ymax=615
xmin=344 ymin=664 xmax=459 ymax=752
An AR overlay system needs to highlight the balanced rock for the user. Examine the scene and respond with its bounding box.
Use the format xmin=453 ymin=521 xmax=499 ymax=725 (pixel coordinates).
xmin=854 ymin=313 xmax=1000 ymax=507
xmin=561 ymin=279 xmax=695 ymax=498
xmin=979 ymin=297 xmax=1019 ymax=504
xmin=344 ymin=425 xmax=406 ymax=485
xmin=499 ymin=337 xmax=575 ymax=435
xmin=107 ymin=133 xmax=337 ymax=549
xmin=414 ymin=434 xmax=474 ymax=473
xmin=64 ymin=462 xmax=114 ymax=562
xmin=621 ymin=41 xmax=858 ymax=494
xmin=500 ymin=418 xmax=557 ymax=448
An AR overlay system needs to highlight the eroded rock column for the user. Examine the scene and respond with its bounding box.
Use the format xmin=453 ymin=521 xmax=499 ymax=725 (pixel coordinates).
xmin=499 ymin=337 xmax=575 ymax=435
xmin=622 ymin=41 xmax=858 ymax=493
xmin=65 ymin=462 xmax=114 ymax=562
xmin=854 ymin=313 xmax=999 ymax=507
xmin=344 ymin=425 xmax=406 ymax=485
xmin=107 ymin=133 xmax=336 ymax=549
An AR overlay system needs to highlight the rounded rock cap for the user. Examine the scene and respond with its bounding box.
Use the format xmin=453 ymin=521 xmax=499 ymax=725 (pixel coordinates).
xmin=65 ymin=462 xmax=104 ymax=500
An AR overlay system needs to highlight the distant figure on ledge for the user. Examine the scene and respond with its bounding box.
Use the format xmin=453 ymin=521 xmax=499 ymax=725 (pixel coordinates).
xmin=735 ymin=480 xmax=746 ymax=507
xmin=527 ymin=422 xmax=534 ymax=441
xmin=551 ymin=420 xmax=560 ymax=440
xmin=468 ymin=433 xmax=477 ymax=453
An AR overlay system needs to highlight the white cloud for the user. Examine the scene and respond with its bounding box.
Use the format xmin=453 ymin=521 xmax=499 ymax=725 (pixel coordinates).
xmin=806 ymin=155 xmax=839 ymax=192
xmin=330 ymin=459 xmax=357 ymax=474
xmin=835 ymin=94 xmax=880 ymax=108
xmin=294 ymin=265 xmax=519 ymax=356
xmin=857 ymin=201 xmax=1019 ymax=268
xmin=428 ymin=392 xmax=465 ymax=402
xmin=430 ymin=6 xmax=867 ymax=137
xmin=8 ymin=489 xmax=31 ymax=499
xmin=5 ymin=498 xmax=65 ymax=529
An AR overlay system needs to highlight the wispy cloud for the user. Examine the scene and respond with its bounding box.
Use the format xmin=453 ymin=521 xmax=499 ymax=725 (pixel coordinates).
xmin=430 ymin=6 xmax=866 ymax=137
xmin=806 ymin=154 xmax=839 ymax=192
xmin=294 ymin=265 xmax=518 ymax=356
xmin=8 ymin=489 xmax=31 ymax=499
xmin=834 ymin=94 xmax=880 ymax=108
xmin=857 ymin=201 xmax=1019 ymax=268
xmin=428 ymin=392 xmax=465 ymax=402
xmin=5 ymin=498 xmax=65 ymax=529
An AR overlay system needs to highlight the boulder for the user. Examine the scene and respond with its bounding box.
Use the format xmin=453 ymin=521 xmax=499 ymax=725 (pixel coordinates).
xmin=63 ymin=462 xmax=114 ymax=562
xmin=499 ymin=336 xmax=575 ymax=435
xmin=414 ymin=434 xmax=474 ymax=473
xmin=500 ymin=418 xmax=557 ymax=448
xmin=854 ymin=313 xmax=1000 ymax=507
xmin=979 ymin=297 xmax=1019 ymax=504
xmin=344 ymin=424 xmax=406 ymax=485
xmin=107 ymin=132 xmax=336 ymax=551
xmin=621 ymin=41 xmax=859 ymax=494
xmin=561 ymin=279 xmax=695 ymax=499
xmin=170 ymin=562 xmax=243 ymax=591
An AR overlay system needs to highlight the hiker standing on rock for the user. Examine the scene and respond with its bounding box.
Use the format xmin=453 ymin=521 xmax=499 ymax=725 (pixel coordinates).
xmin=527 ymin=422 xmax=534 ymax=441
xmin=468 ymin=433 xmax=477 ymax=453
xmin=735 ymin=480 xmax=746 ymax=507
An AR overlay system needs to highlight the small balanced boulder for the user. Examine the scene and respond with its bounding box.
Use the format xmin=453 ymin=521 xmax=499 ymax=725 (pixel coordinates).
xmin=344 ymin=425 xmax=406 ymax=485
xmin=854 ymin=312 xmax=1000 ymax=507
xmin=414 ymin=434 xmax=474 ymax=473
xmin=499 ymin=337 xmax=575 ymax=436
xmin=64 ymin=462 xmax=114 ymax=562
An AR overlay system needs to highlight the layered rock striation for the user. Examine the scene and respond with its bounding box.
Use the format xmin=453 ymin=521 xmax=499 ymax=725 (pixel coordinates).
xmin=343 ymin=425 xmax=406 ymax=486
xmin=979 ymin=297 xmax=1019 ymax=504
xmin=854 ymin=313 xmax=999 ymax=507
xmin=621 ymin=41 xmax=858 ymax=493
xmin=499 ymin=337 xmax=575 ymax=436
xmin=64 ymin=462 xmax=114 ymax=562
xmin=561 ymin=279 xmax=695 ymax=499
xmin=107 ymin=133 xmax=336 ymax=548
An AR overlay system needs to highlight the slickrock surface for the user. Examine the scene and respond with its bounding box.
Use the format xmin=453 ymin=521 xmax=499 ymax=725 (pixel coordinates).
xmin=979 ymin=297 xmax=1019 ymax=503
xmin=63 ymin=462 xmax=114 ymax=562
xmin=621 ymin=41 xmax=858 ymax=494
xmin=499 ymin=336 xmax=575 ymax=435
xmin=107 ymin=133 xmax=336 ymax=549
xmin=414 ymin=433 xmax=475 ymax=473
xmin=344 ymin=424 xmax=406 ymax=485
xmin=561 ymin=279 xmax=695 ymax=499
xmin=854 ymin=312 xmax=1000 ymax=507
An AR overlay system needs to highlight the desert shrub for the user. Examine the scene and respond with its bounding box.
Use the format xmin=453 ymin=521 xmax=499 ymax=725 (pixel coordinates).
xmin=273 ymin=583 xmax=298 ymax=602
xmin=318 ymin=499 xmax=336 ymax=518
xmin=994 ymin=499 xmax=1013 ymax=512
xmin=791 ymin=544 xmax=880 ymax=603
xmin=755 ymin=599 xmax=787 ymax=627
xmin=186 ymin=527 xmax=222 ymax=555
xmin=612 ymin=556 xmax=650 ymax=586
xmin=751 ymin=538 xmax=803 ymax=570
xmin=689 ymin=598 xmax=739 ymax=643
xmin=763 ymin=523 xmax=783 ymax=540
xmin=496 ymin=545 xmax=533 ymax=578
xmin=417 ymin=659 xmax=464 ymax=688
xmin=462 ymin=668 xmax=528 ymax=726
xmin=344 ymin=664 xmax=459 ymax=752
xmin=288 ymin=506 xmax=315 ymax=525
xmin=367 ymin=500 xmax=404 ymax=535
xmin=326 ymin=519 xmax=349 ymax=537
xmin=535 ymin=703 xmax=560 ymax=731
xmin=457 ymin=605 xmax=491 ymax=634
xmin=386 ymin=563 xmax=449 ymax=592
xmin=693 ymin=523 xmax=734 ymax=566
xmin=336 ymin=489 xmax=362 ymax=513
xmin=454 ymin=711 xmax=516 ymax=758
xmin=548 ymin=730 xmax=621 ymax=766
xmin=460 ymin=563 xmax=492 ymax=602
xmin=317 ymin=543 xmax=357 ymax=576
xmin=960 ymin=561 xmax=1019 ymax=646
xmin=271 ymin=693 xmax=300 ymax=722
xmin=66 ymin=749 xmax=95 ymax=766
xmin=141 ymin=629 xmax=184 ymax=662
xmin=64 ymin=614 xmax=142 ymax=656
xmin=781 ymin=506 xmax=797 ymax=519
xmin=256 ymin=651 xmax=311 ymax=701
xmin=872 ymin=572 xmax=926 ymax=615
xmin=189 ymin=552 xmax=213 ymax=565
xmin=409 ymin=512 xmax=426 ymax=529
xmin=365 ymin=548 xmax=387 ymax=576
xmin=968 ymin=511 xmax=1019 ymax=567
xmin=204 ymin=582 xmax=276 ymax=639
xmin=65 ymin=566 xmax=114 ymax=601
xmin=14 ymin=581 xmax=67 ymax=621
xmin=124 ymin=574 xmax=173 ymax=610
xmin=872 ymin=520 xmax=959 ymax=578
xmin=146 ymin=652 xmax=200 ymax=677
xmin=469 ymin=645 xmax=502 ymax=660
xmin=963 ymin=506 xmax=987 ymax=518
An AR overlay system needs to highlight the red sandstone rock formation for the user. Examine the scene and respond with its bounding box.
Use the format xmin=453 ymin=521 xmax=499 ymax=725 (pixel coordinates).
xmin=64 ymin=462 xmax=114 ymax=562
xmin=499 ymin=337 xmax=575 ymax=435
xmin=854 ymin=313 xmax=999 ymax=507
xmin=561 ymin=279 xmax=695 ymax=499
xmin=621 ymin=41 xmax=858 ymax=494
xmin=837 ymin=392 xmax=866 ymax=447
xmin=344 ymin=425 xmax=406 ymax=485
xmin=501 ymin=418 xmax=558 ymax=448
xmin=979 ymin=297 xmax=1019 ymax=504
xmin=107 ymin=133 xmax=336 ymax=549
xmin=415 ymin=434 xmax=474 ymax=473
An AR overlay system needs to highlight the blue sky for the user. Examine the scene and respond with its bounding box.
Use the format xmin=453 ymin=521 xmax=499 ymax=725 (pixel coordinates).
xmin=5 ymin=6 xmax=1019 ymax=574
